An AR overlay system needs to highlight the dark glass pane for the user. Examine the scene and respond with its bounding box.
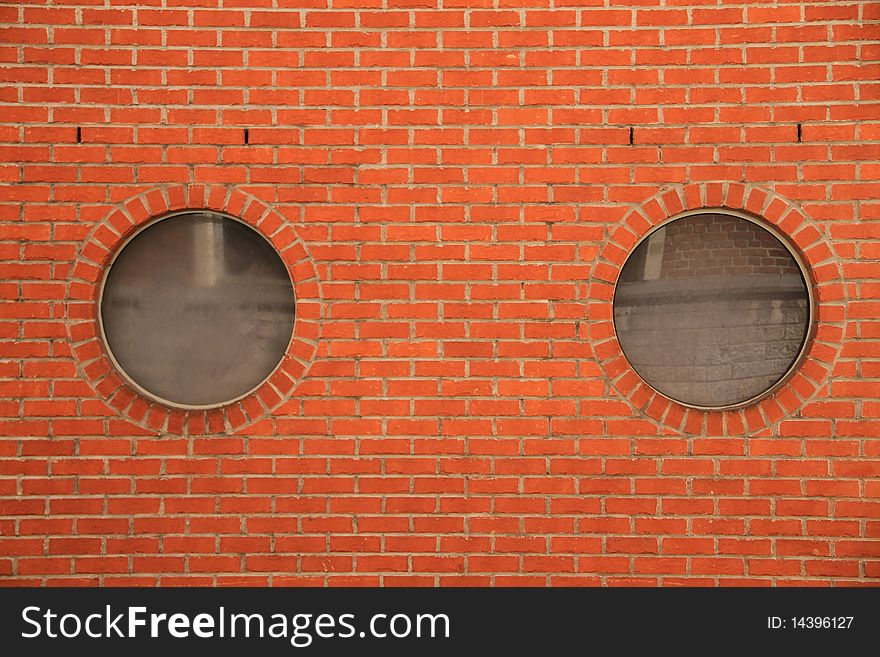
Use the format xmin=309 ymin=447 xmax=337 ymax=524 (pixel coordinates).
xmin=101 ymin=212 xmax=296 ymax=406
xmin=613 ymin=213 xmax=810 ymax=408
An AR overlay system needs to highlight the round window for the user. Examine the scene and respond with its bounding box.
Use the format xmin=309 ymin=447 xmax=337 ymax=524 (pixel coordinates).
xmin=100 ymin=211 xmax=296 ymax=407
xmin=613 ymin=211 xmax=812 ymax=409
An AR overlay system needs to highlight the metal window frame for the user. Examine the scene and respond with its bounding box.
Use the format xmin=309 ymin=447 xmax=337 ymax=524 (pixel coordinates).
xmin=611 ymin=207 xmax=816 ymax=411
xmin=97 ymin=210 xmax=297 ymax=411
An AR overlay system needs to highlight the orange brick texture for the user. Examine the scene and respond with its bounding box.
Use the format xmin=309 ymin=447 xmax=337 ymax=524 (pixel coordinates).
xmin=1 ymin=1 xmax=879 ymax=586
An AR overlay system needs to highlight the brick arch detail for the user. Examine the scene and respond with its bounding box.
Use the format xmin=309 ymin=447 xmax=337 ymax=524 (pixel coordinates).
xmin=64 ymin=184 xmax=323 ymax=435
xmin=586 ymin=182 xmax=847 ymax=436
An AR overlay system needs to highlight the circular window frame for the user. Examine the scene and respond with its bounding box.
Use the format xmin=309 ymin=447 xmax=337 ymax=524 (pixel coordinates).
xmin=611 ymin=207 xmax=816 ymax=412
xmin=65 ymin=184 xmax=323 ymax=435
xmin=97 ymin=209 xmax=298 ymax=412
xmin=586 ymin=183 xmax=847 ymax=436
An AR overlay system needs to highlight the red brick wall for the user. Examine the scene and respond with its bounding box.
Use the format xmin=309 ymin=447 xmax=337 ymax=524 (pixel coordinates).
xmin=655 ymin=216 xmax=801 ymax=279
xmin=1 ymin=1 xmax=879 ymax=586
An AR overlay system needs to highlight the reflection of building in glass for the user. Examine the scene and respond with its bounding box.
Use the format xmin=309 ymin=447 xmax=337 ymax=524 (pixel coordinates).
xmin=101 ymin=212 xmax=296 ymax=406
xmin=193 ymin=216 xmax=222 ymax=286
xmin=614 ymin=214 xmax=809 ymax=408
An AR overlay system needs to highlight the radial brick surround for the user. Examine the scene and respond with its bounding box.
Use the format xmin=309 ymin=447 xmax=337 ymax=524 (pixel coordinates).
xmin=1 ymin=2 xmax=879 ymax=586
xmin=66 ymin=185 xmax=322 ymax=435
xmin=588 ymin=183 xmax=846 ymax=434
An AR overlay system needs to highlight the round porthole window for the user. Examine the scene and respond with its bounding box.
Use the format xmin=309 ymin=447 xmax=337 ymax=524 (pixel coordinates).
xmin=100 ymin=211 xmax=296 ymax=408
xmin=613 ymin=211 xmax=812 ymax=409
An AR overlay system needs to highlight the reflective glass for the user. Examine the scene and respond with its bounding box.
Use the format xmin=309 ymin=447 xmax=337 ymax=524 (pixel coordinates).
xmin=101 ymin=212 xmax=295 ymax=406
xmin=613 ymin=213 xmax=810 ymax=408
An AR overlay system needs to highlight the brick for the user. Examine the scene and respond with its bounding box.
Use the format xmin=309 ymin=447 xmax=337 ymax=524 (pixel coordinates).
xmin=0 ymin=1 xmax=874 ymax=588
